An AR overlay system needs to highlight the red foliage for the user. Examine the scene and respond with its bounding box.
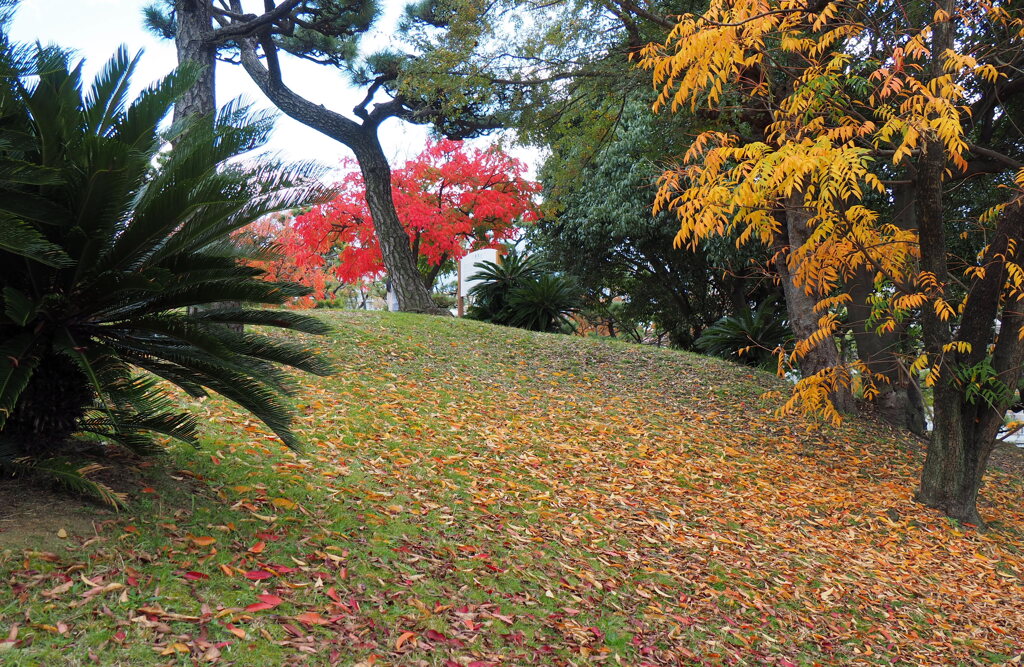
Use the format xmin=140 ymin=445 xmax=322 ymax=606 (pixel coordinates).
xmin=292 ymin=139 xmax=539 ymax=286
xmin=242 ymin=213 xmax=329 ymax=308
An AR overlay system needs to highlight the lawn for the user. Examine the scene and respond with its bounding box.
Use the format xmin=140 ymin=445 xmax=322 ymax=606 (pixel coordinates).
xmin=1 ymin=311 xmax=1023 ymax=665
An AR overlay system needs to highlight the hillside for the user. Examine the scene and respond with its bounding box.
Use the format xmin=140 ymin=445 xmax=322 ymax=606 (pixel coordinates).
xmin=2 ymin=311 xmax=1024 ymax=665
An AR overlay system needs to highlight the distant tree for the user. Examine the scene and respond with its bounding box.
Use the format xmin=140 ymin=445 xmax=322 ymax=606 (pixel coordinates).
xmin=291 ymin=140 xmax=537 ymax=290
xmin=144 ymin=0 xmax=502 ymax=314
xmin=532 ymin=102 xmax=775 ymax=348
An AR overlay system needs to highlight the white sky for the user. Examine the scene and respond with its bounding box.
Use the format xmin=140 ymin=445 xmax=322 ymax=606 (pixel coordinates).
xmin=7 ymin=0 xmax=451 ymax=169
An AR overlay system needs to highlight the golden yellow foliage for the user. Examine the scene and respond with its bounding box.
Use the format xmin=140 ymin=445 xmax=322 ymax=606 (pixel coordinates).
xmin=641 ymin=0 xmax=1024 ymax=421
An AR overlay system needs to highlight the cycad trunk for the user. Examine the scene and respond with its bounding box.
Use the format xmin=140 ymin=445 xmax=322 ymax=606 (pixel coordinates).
xmin=3 ymin=353 xmax=93 ymax=455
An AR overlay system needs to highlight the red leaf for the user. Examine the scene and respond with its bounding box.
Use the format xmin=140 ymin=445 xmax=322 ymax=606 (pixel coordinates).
xmin=183 ymin=571 xmax=209 ymax=581
xmin=245 ymin=602 xmax=276 ymax=612
xmin=243 ymin=570 xmax=274 ymax=581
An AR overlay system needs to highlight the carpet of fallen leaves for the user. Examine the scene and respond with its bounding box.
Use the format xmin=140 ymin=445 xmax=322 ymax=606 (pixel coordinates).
xmin=2 ymin=311 xmax=1024 ymax=666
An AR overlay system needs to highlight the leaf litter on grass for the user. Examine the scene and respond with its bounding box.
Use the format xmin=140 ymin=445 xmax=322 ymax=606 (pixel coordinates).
xmin=1 ymin=311 xmax=1023 ymax=665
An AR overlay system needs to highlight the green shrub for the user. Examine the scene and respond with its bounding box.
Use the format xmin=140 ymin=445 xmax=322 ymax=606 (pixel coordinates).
xmin=695 ymin=302 xmax=790 ymax=369
xmin=0 ymin=40 xmax=331 ymax=501
xmin=466 ymin=252 xmax=578 ymax=333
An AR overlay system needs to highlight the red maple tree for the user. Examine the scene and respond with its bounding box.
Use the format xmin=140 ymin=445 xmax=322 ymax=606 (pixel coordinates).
xmin=241 ymin=213 xmax=329 ymax=308
xmin=291 ymin=139 xmax=539 ymax=289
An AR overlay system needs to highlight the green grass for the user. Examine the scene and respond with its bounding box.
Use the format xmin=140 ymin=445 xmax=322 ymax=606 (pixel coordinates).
xmin=1 ymin=311 xmax=1023 ymax=665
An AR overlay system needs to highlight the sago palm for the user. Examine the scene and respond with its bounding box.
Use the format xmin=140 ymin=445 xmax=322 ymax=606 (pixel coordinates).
xmin=0 ymin=37 xmax=333 ymax=501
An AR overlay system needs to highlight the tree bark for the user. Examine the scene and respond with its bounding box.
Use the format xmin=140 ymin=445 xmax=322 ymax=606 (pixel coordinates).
xmin=175 ymin=0 xmax=246 ymax=327
xmin=232 ymin=34 xmax=445 ymax=315
xmin=845 ymin=178 xmax=927 ymax=434
xmin=847 ymin=265 xmax=927 ymax=434
xmin=916 ymin=198 xmax=1024 ymax=527
xmin=173 ymin=0 xmax=216 ymax=123
xmin=778 ymin=194 xmax=856 ymax=413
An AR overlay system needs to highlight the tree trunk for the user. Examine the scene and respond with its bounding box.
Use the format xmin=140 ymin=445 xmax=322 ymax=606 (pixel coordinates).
xmin=916 ymin=198 xmax=1024 ymax=527
xmin=778 ymin=195 xmax=856 ymax=413
xmin=847 ymin=264 xmax=927 ymax=434
xmin=350 ymin=133 xmax=441 ymax=313
xmin=174 ymin=1 xmax=245 ymax=326
xmin=917 ymin=389 xmax=993 ymax=526
xmin=173 ymin=0 xmax=216 ymax=123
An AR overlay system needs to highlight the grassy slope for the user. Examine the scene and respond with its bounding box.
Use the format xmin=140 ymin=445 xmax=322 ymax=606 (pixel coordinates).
xmin=2 ymin=311 xmax=1024 ymax=666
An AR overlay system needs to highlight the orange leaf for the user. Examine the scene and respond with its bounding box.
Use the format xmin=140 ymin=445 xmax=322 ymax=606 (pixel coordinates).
xmin=249 ymin=541 xmax=266 ymax=554
xmin=395 ymin=631 xmax=417 ymax=651
xmin=295 ymin=612 xmax=328 ymax=626
xmin=189 ymin=535 xmax=216 ymax=547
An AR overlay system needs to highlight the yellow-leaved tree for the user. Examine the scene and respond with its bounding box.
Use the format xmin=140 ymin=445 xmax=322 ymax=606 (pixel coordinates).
xmin=642 ymin=0 xmax=1024 ymax=526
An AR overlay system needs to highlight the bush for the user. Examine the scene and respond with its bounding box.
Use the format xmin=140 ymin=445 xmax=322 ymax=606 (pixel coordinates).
xmin=466 ymin=252 xmax=578 ymax=333
xmin=695 ymin=302 xmax=791 ymax=369
xmin=0 ymin=41 xmax=331 ymax=501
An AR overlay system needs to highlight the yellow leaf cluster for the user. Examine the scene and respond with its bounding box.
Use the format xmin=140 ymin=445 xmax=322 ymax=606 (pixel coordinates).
xmin=642 ymin=0 xmax=1024 ymax=419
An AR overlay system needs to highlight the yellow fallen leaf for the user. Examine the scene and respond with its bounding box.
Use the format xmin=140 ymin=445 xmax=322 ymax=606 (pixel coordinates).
xmin=272 ymin=497 xmax=298 ymax=510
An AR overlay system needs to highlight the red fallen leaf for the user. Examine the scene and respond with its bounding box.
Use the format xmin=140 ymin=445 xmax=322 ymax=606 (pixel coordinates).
xmin=268 ymin=565 xmax=296 ymax=574
xmin=243 ymin=570 xmax=274 ymax=580
xmin=424 ymin=629 xmax=447 ymax=641
xmin=502 ymin=631 xmax=526 ymax=646
xmin=183 ymin=571 xmax=209 ymax=581
xmin=468 ymin=662 xmax=495 ymax=667
xmin=295 ymin=612 xmax=329 ymax=626
xmin=257 ymin=594 xmax=284 ymax=606
xmin=112 ymin=630 xmax=126 ymax=643
xmin=246 ymin=602 xmax=276 ymax=612
xmin=325 ymin=587 xmax=342 ymax=603
xmin=256 ymin=531 xmax=284 ymax=541
xmin=224 ymin=624 xmax=246 ymax=639
xmin=248 ymin=541 xmax=266 ymax=554
xmin=141 ymin=487 xmax=156 ymax=494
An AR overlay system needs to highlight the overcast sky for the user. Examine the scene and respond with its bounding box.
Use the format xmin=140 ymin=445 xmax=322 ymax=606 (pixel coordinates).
xmin=8 ymin=0 xmax=448 ymax=170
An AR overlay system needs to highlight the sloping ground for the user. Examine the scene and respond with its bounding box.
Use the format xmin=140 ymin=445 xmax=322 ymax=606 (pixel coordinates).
xmin=2 ymin=311 xmax=1023 ymax=666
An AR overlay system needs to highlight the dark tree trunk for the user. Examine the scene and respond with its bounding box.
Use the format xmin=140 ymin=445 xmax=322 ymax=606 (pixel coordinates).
xmin=233 ymin=34 xmax=445 ymax=315
xmin=847 ymin=266 xmax=927 ymax=435
xmin=349 ymin=133 xmax=441 ymax=313
xmin=778 ymin=195 xmax=855 ymax=413
xmin=4 ymin=354 xmax=94 ymax=455
xmin=175 ymin=1 xmax=244 ymax=326
xmin=846 ymin=177 xmax=926 ymax=434
xmin=173 ymin=0 xmax=216 ymax=123
xmin=916 ymin=198 xmax=1024 ymax=527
